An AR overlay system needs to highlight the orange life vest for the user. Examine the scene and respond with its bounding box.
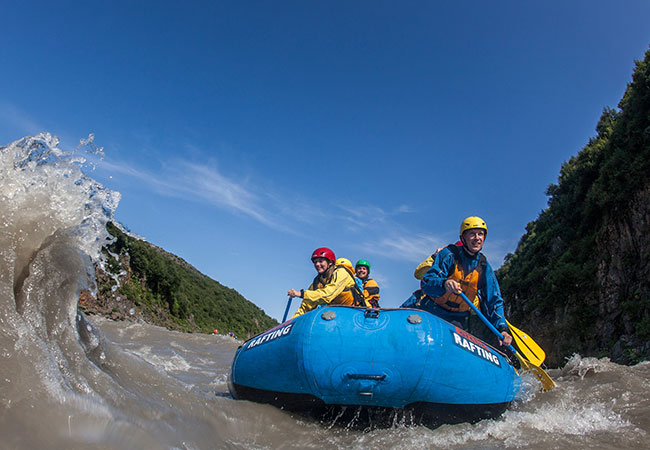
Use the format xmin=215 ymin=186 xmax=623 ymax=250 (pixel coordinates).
xmin=361 ymin=278 xmax=380 ymax=308
xmin=431 ymin=245 xmax=486 ymax=313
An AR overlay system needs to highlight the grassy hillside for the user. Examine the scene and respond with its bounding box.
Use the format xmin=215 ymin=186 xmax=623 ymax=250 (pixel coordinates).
xmin=81 ymin=222 xmax=277 ymax=338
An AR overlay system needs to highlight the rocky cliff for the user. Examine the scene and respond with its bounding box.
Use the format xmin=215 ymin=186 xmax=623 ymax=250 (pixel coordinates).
xmin=497 ymin=47 xmax=650 ymax=367
xmin=595 ymin=184 xmax=650 ymax=363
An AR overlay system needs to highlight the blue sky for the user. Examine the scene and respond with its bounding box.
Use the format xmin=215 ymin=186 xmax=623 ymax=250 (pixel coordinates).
xmin=2 ymin=1 xmax=649 ymax=321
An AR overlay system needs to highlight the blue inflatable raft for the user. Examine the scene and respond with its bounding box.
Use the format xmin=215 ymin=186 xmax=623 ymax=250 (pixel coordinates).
xmin=229 ymin=306 xmax=521 ymax=427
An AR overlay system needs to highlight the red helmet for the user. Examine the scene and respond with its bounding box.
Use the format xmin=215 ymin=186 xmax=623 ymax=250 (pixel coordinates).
xmin=311 ymin=247 xmax=335 ymax=263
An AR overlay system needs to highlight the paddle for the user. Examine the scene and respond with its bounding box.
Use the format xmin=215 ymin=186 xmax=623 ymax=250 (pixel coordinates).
xmin=282 ymin=296 xmax=293 ymax=323
xmin=506 ymin=319 xmax=546 ymax=366
xmin=457 ymin=292 xmax=556 ymax=391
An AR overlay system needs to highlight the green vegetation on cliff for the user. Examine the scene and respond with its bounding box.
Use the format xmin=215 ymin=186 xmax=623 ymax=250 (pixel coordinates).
xmin=497 ymin=48 xmax=650 ymax=365
xmin=92 ymin=222 xmax=277 ymax=338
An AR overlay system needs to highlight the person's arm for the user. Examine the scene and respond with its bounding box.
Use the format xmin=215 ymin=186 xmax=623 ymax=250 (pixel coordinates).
xmin=287 ymin=288 xmax=302 ymax=298
xmin=421 ymin=248 xmax=455 ymax=298
xmin=288 ymin=283 xmax=313 ymax=318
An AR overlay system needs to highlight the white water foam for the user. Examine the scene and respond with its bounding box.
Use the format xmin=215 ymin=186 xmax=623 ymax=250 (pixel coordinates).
xmin=1 ymin=132 xmax=119 ymax=263
xmin=125 ymin=345 xmax=193 ymax=373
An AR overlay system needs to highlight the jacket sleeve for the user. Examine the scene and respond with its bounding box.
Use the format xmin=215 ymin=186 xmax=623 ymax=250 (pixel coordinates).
xmin=293 ymin=268 xmax=351 ymax=317
xmin=478 ymin=262 xmax=507 ymax=331
xmin=420 ymin=248 xmax=455 ymax=298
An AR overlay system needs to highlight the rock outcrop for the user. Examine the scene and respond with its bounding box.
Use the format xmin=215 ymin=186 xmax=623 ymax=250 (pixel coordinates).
xmin=497 ymin=48 xmax=650 ymax=367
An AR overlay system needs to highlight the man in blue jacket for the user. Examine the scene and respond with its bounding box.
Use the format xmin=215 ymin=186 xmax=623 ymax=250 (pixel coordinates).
xmin=402 ymin=216 xmax=513 ymax=346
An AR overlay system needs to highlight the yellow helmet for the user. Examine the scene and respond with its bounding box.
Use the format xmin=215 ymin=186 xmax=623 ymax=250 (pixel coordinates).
xmin=335 ymin=258 xmax=354 ymax=272
xmin=460 ymin=216 xmax=487 ymax=236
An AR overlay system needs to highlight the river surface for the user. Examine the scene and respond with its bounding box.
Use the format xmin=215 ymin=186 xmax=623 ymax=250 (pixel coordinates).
xmin=2 ymin=134 xmax=649 ymax=449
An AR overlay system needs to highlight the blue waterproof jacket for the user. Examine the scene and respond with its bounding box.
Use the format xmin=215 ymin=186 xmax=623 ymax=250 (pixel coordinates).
xmin=420 ymin=246 xmax=507 ymax=331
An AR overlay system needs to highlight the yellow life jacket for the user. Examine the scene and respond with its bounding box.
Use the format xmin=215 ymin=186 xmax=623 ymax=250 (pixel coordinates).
xmin=414 ymin=242 xmax=463 ymax=280
xmin=431 ymin=245 xmax=486 ymax=313
xmin=414 ymin=253 xmax=438 ymax=280
xmin=310 ymin=264 xmax=367 ymax=307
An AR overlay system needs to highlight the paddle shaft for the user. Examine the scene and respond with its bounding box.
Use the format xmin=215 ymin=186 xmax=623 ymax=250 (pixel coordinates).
xmin=457 ymin=292 xmax=517 ymax=355
xmin=458 ymin=292 xmax=555 ymax=390
xmin=282 ymin=296 xmax=293 ymax=323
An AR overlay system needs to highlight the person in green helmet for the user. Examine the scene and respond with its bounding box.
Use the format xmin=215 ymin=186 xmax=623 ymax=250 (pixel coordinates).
xmin=355 ymin=259 xmax=380 ymax=308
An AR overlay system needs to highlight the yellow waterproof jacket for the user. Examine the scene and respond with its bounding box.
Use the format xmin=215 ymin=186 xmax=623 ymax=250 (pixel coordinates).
xmin=292 ymin=265 xmax=359 ymax=318
xmin=362 ymin=278 xmax=380 ymax=307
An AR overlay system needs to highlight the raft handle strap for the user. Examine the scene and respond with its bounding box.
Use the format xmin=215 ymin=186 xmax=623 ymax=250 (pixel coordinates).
xmin=345 ymin=373 xmax=386 ymax=381
xmin=364 ymin=309 xmax=380 ymax=319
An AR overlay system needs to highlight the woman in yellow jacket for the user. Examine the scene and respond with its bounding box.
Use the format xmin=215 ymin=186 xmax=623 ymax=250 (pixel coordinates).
xmin=287 ymin=248 xmax=367 ymax=318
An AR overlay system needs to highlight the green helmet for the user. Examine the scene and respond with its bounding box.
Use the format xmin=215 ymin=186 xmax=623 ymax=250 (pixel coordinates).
xmin=355 ymin=259 xmax=371 ymax=272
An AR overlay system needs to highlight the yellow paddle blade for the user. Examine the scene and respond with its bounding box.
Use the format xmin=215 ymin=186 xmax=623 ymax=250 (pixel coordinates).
xmin=507 ymin=319 xmax=546 ymax=366
xmin=516 ymin=353 xmax=555 ymax=391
